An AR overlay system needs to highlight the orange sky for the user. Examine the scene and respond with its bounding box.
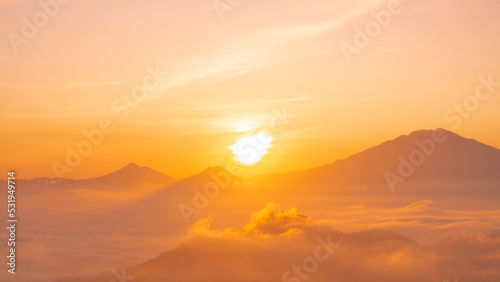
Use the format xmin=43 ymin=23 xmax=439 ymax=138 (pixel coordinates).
xmin=1 ymin=0 xmax=500 ymax=179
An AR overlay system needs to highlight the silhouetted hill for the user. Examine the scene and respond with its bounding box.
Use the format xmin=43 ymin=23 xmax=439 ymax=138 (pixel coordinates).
xmin=254 ymin=129 xmax=500 ymax=185
xmin=2 ymin=163 xmax=175 ymax=192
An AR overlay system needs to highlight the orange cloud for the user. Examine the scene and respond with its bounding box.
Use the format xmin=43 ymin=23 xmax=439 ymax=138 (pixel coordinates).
xmin=190 ymin=203 xmax=311 ymax=238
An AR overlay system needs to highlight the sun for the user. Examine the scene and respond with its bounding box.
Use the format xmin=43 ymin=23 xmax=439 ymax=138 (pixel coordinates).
xmin=227 ymin=131 xmax=274 ymax=165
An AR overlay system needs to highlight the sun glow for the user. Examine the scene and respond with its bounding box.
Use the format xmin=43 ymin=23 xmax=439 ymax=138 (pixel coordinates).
xmin=231 ymin=121 xmax=256 ymax=132
xmin=227 ymin=132 xmax=274 ymax=165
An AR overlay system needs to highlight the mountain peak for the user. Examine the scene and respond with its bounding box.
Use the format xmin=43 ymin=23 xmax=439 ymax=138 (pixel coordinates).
xmin=114 ymin=163 xmax=158 ymax=175
xmin=173 ymin=166 xmax=242 ymax=187
xmin=407 ymin=128 xmax=437 ymax=137
xmin=255 ymin=128 xmax=500 ymax=185
xmin=121 ymin=162 xmax=141 ymax=170
xmin=406 ymin=128 xmax=457 ymax=139
xmin=86 ymin=163 xmax=175 ymax=189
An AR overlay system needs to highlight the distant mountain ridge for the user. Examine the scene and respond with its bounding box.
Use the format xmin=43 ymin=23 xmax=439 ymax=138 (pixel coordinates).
xmin=5 ymin=163 xmax=175 ymax=191
xmin=8 ymin=129 xmax=500 ymax=192
xmin=253 ymin=128 xmax=500 ymax=185
xmin=82 ymin=163 xmax=175 ymax=188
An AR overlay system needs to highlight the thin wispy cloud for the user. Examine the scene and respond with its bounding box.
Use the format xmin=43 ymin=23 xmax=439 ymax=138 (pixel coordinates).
xmin=0 ymin=80 xmax=125 ymax=90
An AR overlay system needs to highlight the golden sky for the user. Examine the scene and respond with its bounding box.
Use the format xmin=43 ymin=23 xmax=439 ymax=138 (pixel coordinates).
xmin=1 ymin=0 xmax=500 ymax=179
